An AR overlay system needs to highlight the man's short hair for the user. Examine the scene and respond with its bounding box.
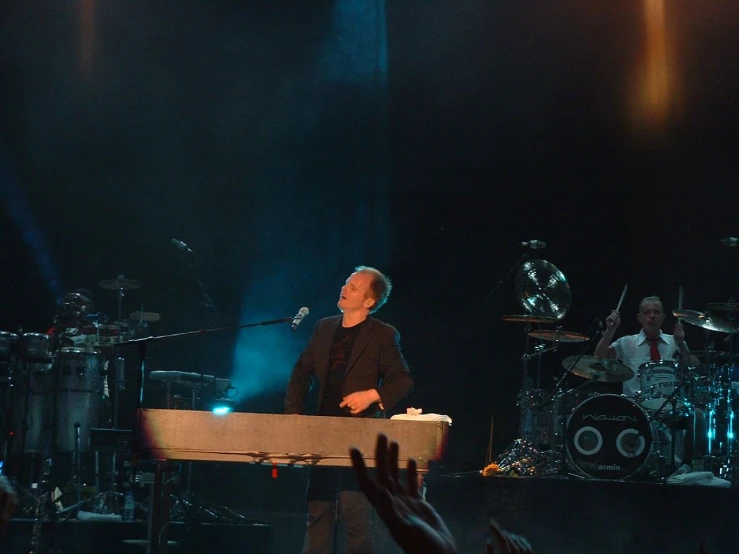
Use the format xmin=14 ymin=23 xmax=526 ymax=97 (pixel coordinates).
xmin=355 ymin=266 xmax=392 ymax=313
xmin=638 ymin=296 xmax=663 ymax=313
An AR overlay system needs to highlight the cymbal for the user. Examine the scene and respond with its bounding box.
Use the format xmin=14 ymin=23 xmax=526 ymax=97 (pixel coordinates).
xmin=130 ymin=311 xmax=161 ymax=323
xmin=705 ymin=302 xmax=739 ymax=312
xmin=673 ymin=309 xmax=737 ymax=334
xmin=515 ymin=259 xmax=571 ymax=320
xmin=99 ymin=277 xmax=142 ymax=290
xmin=500 ymin=314 xmax=559 ymax=324
xmin=528 ymin=330 xmax=589 ymax=343
xmin=562 ymin=355 xmax=635 ymax=383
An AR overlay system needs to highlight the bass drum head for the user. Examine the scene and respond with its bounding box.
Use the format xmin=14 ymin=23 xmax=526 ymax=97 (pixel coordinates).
xmin=566 ymin=394 xmax=652 ymax=479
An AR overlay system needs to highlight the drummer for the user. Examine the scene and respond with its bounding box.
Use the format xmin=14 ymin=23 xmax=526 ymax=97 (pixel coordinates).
xmin=594 ymin=295 xmax=701 ymax=464
xmin=46 ymin=288 xmax=99 ymax=349
xmin=594 ymin=295 xmax=696 ymax=395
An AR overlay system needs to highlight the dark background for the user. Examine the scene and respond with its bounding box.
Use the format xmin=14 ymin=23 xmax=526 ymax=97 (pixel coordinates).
xmin=2 ymin=0 xmax=738 ymax=475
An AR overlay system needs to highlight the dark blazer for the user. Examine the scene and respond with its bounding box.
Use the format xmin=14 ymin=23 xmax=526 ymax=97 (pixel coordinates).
xmin=284 ymin=315 xmax=414 ymax=417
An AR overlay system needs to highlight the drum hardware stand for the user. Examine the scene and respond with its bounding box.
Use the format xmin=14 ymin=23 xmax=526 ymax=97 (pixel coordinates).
xmin=645 ymin=378 xmax=692 ymax=475
xmin=88 ymin=278 xmax=136 ymax=515
xmin=492 ymin=322 xmax=561 ymax=477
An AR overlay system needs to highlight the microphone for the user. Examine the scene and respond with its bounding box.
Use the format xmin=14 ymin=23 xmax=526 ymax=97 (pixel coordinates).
xmin=172 ymin=238 xmax=195 ymax=255
xmin=520 ymin=240 xmax=547 ymax=250
xmin=291 ymin=307 xmax=310 ymax=331
xmin=720 ymin=237 xmax=739 ymax=247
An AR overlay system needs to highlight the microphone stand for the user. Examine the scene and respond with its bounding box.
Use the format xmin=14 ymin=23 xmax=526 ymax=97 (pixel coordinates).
xmin=482 ymin=252 xmax=528 ymax=305
xmin=175 ymin=246 xmax=220 ymax=323
xmin=119 ymin=315 xmax=294 ymax=554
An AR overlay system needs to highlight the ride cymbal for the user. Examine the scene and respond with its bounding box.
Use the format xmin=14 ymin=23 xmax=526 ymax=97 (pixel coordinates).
xmin=99 ymin=276 xmax=142 ymax=290
xmin=673 ymin=309 xmax=737 ymax=334
xmin=528 ymin=330 xmax=589 ymax=343
xmin=562 ymin=355 xmax=634 ymax=383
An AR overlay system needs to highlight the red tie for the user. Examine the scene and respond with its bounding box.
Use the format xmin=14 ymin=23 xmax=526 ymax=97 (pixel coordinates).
xmin=647 ymin=337 xmax=661 ymax=361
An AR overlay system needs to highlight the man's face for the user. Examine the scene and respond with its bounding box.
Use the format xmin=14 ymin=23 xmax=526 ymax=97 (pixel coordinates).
xmin=637 ymin=301 xmax=665 ymax=334
xmin=337 ymin=272 xmax=376 ymax=313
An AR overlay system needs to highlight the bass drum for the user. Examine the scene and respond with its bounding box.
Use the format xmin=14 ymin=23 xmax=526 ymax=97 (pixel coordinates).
xmin=566 ymin=394 xmax=666 ymax=480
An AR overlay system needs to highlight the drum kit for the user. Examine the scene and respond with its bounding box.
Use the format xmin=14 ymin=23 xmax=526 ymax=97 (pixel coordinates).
xmin=493 ymin=260 xmax=739 ymax=484
xmin=0 ymin=275 xmax=153 ymax=508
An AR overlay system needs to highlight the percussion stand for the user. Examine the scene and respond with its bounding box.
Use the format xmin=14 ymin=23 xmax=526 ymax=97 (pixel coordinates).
xmin=106 ymin=283 xmax=129 ymax=509
xmin=87 ymin=286 xmax=130 ymax=515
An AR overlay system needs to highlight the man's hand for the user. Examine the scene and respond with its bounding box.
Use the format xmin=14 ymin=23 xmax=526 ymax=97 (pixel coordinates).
xmin=605 ymin=310 xmax=621 ymax=333
xmin=673 ymin=321 xmax=685 ymax=345
xmin=350 ymin=434 xmax=457 ymax=554
xmin=340 ymin=389 xmax=381 ymax=415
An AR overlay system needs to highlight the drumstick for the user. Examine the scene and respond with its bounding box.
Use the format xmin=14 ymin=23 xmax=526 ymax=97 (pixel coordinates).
xmin=615 ymin=284 xmax=628 ymax=313
xmin=677 ymin=285 xmax=684 ymax=324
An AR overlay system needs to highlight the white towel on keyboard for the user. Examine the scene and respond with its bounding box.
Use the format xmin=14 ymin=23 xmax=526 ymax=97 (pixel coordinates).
xmin=391 ymin=408 xmax=452 ymax=425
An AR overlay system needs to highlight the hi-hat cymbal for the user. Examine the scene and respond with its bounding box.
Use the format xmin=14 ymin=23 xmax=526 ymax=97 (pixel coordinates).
xmin=705 ymin=302 xmax=739 ymax=312
xmin=528 ymin=330 xmax=589 ymax=343
xmin=515 ymin=259 xmax=571 ymax=320
xmin=99 ymin=276 xmax=142 ymax=290
xmin=500 ymin=314 xmax=559 ymax=324
xmin=562 ymin=355 xmax=635 ymax=383
xmin=673 ymin=309 xmax=737 ymax=334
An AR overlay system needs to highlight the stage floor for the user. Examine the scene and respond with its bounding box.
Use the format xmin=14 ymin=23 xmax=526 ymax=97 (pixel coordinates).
xmin=3 ymin=520 xmax=274 ymax=554
xmin=4 ymin=468 xmax=738 ymax=554
xmin=427 ymin=473 xmax=739 ymax=554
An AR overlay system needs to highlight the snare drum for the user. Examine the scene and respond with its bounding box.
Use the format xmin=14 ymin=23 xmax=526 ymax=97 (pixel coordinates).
xmin=566 ymin=394 xmax=668 ymax=479
xmin=636 ymin=360 xmax=688 ymax=414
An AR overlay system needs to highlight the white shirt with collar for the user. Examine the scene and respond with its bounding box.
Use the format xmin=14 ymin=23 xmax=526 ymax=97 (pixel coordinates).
xmin=610 ymin=329 xmax=682 ymax=397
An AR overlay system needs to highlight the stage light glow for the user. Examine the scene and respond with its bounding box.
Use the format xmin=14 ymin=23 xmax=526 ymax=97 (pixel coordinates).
xmin=209 ymin=399 xmax=235 ymax=416
xmin=629 ymin=0 xmax=681 ymax=132
xmin=0 ymin=149 xmax=64 ymax=301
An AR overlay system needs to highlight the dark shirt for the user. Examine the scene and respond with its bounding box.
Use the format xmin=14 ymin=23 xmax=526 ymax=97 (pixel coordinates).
xmin=320 ymin=320 xmax=366 ymax=416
